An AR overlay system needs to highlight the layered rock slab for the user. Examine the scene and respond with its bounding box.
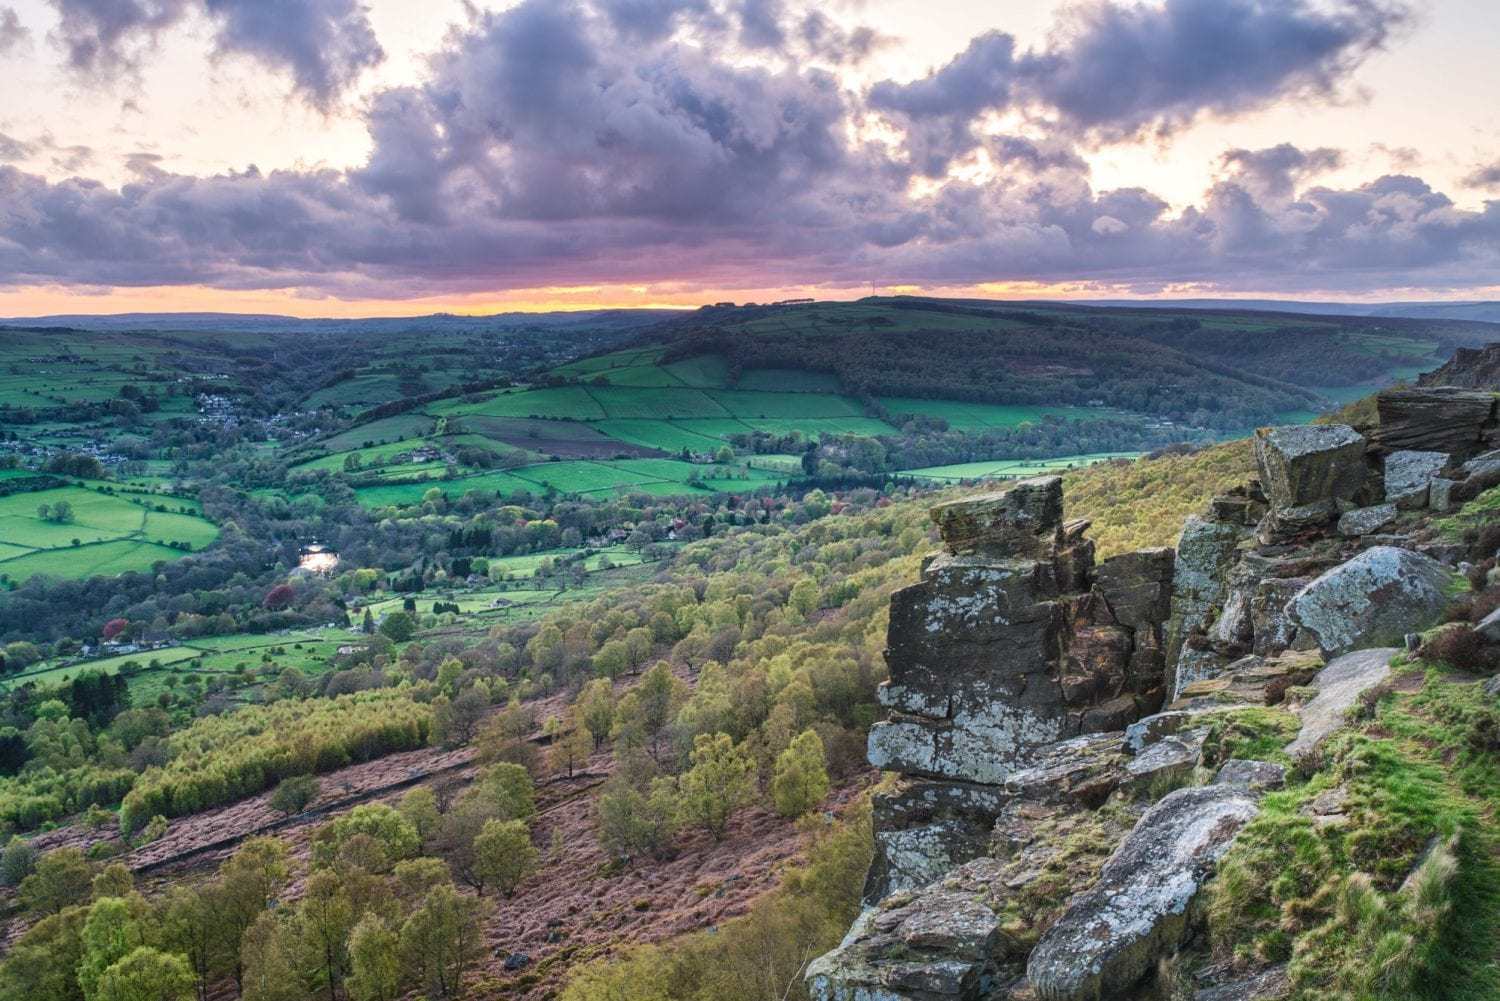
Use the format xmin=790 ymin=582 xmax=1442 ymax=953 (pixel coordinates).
xmin=1026 ymin=784 xmax=1260 ymax=1001
xmin=1283 ymin=647 xmax=1396 ymax=759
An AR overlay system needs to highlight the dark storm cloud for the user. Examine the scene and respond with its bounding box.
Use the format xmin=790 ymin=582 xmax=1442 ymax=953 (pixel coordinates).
xmin=2 ymin=0 xmax=1496 ymax=299
xmin=44 ymin=0 xmax=382 ymax=106
xmin=0 ymin=6 xmax=29 ymax=54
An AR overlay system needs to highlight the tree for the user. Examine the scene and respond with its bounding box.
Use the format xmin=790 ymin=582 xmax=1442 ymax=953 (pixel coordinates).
xmin=239 ymin=913 xmax=301 ymax=1001
xmin=595 ymin=777 xmax=680 ymax=863
xmin=433 ymin=689 xmax=489 ymax=748
xmin=632 ymin=661 xmax=686 ymax=759
xmin=218 ymin=838 xmax=289 ymax=993
xmin=269 ymin=774 xmax=319 ymax=816
xmin=772 ymin=729 xmax=830 ymax=818
xmin=361 ymin=609 xmax=375 ymax=634
xmin=0 ymin=905 xmax=88 ymax=1001
xmin=678 ymin=733 xmax=756 ymax=841
xmin=346 ymin=914 xmax=401 ymax=1001
xmin=467 ymin=763 xmax=536 ymax=822
xmin=313 ymin=804 xmax=419 ymax=872
xmin=19 ymin=847 xmax=94 ymax=915
xmin=475 ymin=702 xmax=539 ymax=774
xmin=298 ymin=870 xmax=355 ymax=1001
xmin=379 ymin=610 xmax=416 ymax=642
xmin=79 ymin=896 xmax=146 ymax=1000
xmin=471 ymin=818 xmax=539 ymax=897
xmin=94 ymin=947 xmax=194 ymax=1001
xmin=577 ymin=679 xmax=615 ymax=750
xmin=591 ymin=639 xmax=629 ymax=681
xmin=162 ymin=883 xmax=236 ymax=1001
xmin=262 ymin=584 xmax=295 ymax=611
xmin=397 ymin=786 xmax=440 ymax=843
xmin=548 ymin=711 xmax=592 ymax=777
xmin=399 ymin=884 xmax=490 ymax=999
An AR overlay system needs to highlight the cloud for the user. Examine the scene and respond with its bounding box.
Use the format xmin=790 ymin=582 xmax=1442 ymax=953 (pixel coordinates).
xmin=0 ymin=5 xmax=29 ymax=54
xmin=43 ymin=0 xmax=382 ymax=107
xmin=1027 ymin=0 xmax=1408 ymax=139
xmin=1220 ymin=143 xmax=1343 ymax=199
xmin=0 ymin=133 xmax=33 ymax=162
xmin=1463 ymin=160 xmax=1500 ymax=191
xmin=868 ymin=0 xmax=1408 ymax=171
xmin=1 ymin=1 xmax=1495 ymax=300
xmin=204 ymin=0 xmax=384 ymax=110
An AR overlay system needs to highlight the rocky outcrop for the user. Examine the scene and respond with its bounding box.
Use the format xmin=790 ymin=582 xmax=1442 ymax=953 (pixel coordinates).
xmin=1370 ymin=387 xmax=1498 ymax=460
xmin=1283 ymin=648 xmax=1396 ymax=759
xmin=1286 ymin=548 xmax=1453 ymax=657
xmin=817 ymin=387 xmax=1496 ymax=1001
xmin=1026 ymin=784 xmax=1260 ymax=1001
xmin=1419 ymin=343 xmax=1500 ymax=390
xmin=866 ymin=477 xmax=1173 ymax=898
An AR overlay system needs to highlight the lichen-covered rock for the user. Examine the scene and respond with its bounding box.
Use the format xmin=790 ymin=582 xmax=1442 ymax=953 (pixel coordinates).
xmin=1429 ymin=477 xmax=1460 ymax=513
xmin=1124 ymin=709 xmax=1215 ymax=755
xmin=1336 ymin=503 xmax=1397 ymax=537
xmin=1001 ymin=732 xmax=1124 ymax=806
xmin=867 ymin=779 xmax=1013 ymax=898
xmin=930 ymin=476 xmax=1063 ymax=558
xmin=806 ymin=859 xmax=1020 ymax=1001
xmin=1383 ymin=450 xmax=1448 ymax=509
xmin=1254 ymin=425 xmax=1367 ymax=511
xmin=1285 ymin=547 xmax=1453 ymax=657
xmin=1094 ymin=547 xmax=1175 ymax=628
xmin=1215 ymin=759 xmax=1286 ymax=791
xmin=1284 ymin=648 xmax=1396 ymax=759
xmin=1122 ymin=728 xmax=1205 ymax=794
xmin=1026 ymin=784 xmax=1260 ymax=1001
xmin=1166 ymin=516 xmax=1246 ymax=693
xmin=1249 ymin=575 xmax=1310 ymax=655
xmin=868 ymin=705 xmax=1067 ymax=785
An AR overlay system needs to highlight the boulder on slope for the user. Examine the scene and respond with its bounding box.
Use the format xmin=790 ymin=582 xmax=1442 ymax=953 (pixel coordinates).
xmin=1285 ymin=547 xmax=1452 ymax=657
xmin=1026 ymin=784 xmax=1260 ymax=1001
xmin=1253 ymin=425 xmax=1367 ymax=512
xmin=930 ymin=476 xmax=1063 ymax=557
xmin=1382 ymin=450 xmax=1448 ymax=509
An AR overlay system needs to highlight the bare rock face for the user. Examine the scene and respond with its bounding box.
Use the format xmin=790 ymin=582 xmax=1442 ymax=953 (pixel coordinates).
xmin=1371 ymin=387 xmax=1498 ymax=460
xmin=1166 ymin=517 xmax=1247 ymax=696
xmin=1284 ymin=648 xmax=1396 ymax=759
xmin=1214 ymin=759 xmax=1286 ymax=791
xmin=1285 ymin=547 xmax=1453 ymax=657
xmin=1382 ymin=450 xmax=1448 ymax=509
xmin=930 ymin=477 xmax=1064 ymax=558
xmin=1253 ymin=425 xmax=1367 ymax=515
xmin=1026 ymin=784 xmax=1260 ymax=1001
xmin=1478 ymin=607 xmax=1500 ymax=644
xmin=1337 ymin=503 xmax=1397 ymax=537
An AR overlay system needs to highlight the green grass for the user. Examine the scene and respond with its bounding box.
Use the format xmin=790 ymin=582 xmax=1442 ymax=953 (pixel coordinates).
xmin=1205 ymin=670 xmax=1500 ymax=1000
xmin=431 ymin=386 xmax=608 ymax=420
xmin=355 ymin=470 xmax=542 ymax=507
xmin=0 ymin=485 xmax=218 ymax=582
xmin=318 ymin=413 xmax=436 ymax=451
xmin=904 ymin=453 xmax=1140 ymax=482
xmin=0 ymin=539 xmax=189 ymax=582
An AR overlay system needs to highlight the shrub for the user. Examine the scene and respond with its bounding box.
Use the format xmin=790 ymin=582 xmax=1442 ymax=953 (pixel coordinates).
xmin=269 ymin=774 xmax=320 ymax=816
xmin=1423 ymin=625 xmax=1499 ymax=674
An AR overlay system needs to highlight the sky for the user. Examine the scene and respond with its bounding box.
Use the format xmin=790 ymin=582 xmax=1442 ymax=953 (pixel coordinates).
xmin=0 ymin=0 xmax=1497 ymax=316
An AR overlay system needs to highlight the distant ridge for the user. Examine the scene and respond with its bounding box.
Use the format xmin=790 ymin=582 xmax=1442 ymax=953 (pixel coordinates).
xmin=0 ymin=308 xmax=679 ymax=335
xmin=1055 ymin=298 xmax=1500 ymax=324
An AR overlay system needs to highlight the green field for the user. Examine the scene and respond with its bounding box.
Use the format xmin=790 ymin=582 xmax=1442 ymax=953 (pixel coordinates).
xmin=0 ymin=484 xmax=219 ymax=583
xmin=904 ymin=453 xmax=1141 ymax=482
